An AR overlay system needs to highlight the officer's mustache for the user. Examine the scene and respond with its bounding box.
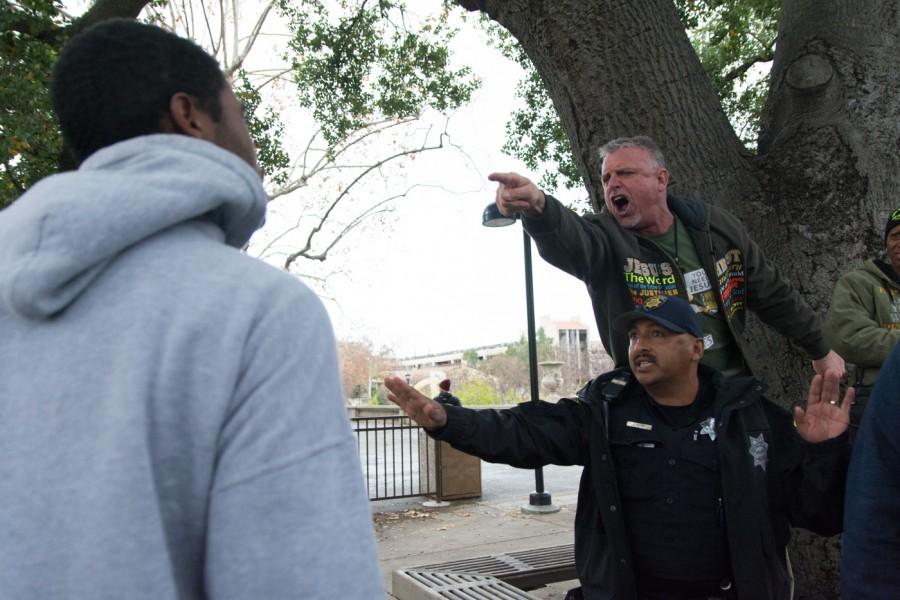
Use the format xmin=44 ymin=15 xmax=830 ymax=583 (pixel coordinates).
xmin=632 ymin=351 xmax=656 ymax=364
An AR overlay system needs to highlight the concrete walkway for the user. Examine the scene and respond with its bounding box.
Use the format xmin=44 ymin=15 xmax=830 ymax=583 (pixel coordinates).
xmin=372 ymin=463 xmax=583 ymax=599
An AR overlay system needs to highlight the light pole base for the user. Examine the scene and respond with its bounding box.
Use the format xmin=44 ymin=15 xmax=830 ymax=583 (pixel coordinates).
xmin=521 ymin=491 xmax=560 ymax=514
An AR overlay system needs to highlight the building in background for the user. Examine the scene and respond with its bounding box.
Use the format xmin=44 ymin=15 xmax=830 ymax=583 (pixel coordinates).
xmin=540 ymin=317 xmax=590 ymax=376
xmin=392 ymin=316 xmax=613 ymax=394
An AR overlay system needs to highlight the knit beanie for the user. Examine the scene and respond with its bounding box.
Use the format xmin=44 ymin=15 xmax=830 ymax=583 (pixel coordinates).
xmin=885 ymin=207 xmax=900 ymax=240
xmin=439 ymin=379 xmax=451 ymax=391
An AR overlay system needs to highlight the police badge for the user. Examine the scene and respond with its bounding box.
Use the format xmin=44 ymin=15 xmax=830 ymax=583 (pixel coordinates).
xmin=748 ymin=433 xmax=769 ymax=471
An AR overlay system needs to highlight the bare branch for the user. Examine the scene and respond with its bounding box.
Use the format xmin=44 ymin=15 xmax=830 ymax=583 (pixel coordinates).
xmin=231 ymin=0 xmax=239 ymax=68
xmin=268 ymin=117 xmax=427 ymax=200
xmin=218 ymin=0 xmax=227 ymax=63
xmin=165 ymin=1 xmax=179 ymax=35
xmin=295 ymin=206 xmax=394 ymax=263
xmin=192 ymin=0 xmax=216 ymax=55
xmin=251 ymin=68 xmax=293 ymax=91
xmin=281 ymin=135 xmax=445 ymax=268
xmin=268 ymin=133 xmax=324 ymax=200
xmin=335 ymin=117 xmax=421 ymax=156
xmin=226 ymin=0 xmax=276 ymax=76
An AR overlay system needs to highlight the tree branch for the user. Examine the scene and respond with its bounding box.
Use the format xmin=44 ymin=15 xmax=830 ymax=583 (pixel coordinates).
xmin=225 ymin=0 xmax=276 ymax=77
xmin=281 ymin=134 xmax=446 ymax=268
xmin=268 ymin=117 xmax=422 ymax=200
xmin=724 ymin=48 xmax=775 ymax=82
xmin=8 ymin=0 xmax=150 ymax=44
xmin=69 ymin=0 xmax=153 ymax=38
xmin=217 ymin=0 xmax=227 ymax=62
xmin=249 ymin=67 xmax=293 ymax=91
xmin=231 ymin=0 xmax=239 ymax=67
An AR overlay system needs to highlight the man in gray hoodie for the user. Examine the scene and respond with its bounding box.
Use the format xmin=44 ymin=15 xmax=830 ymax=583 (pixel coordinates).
xmin=0 ymin=19 xmax=382 ymax=599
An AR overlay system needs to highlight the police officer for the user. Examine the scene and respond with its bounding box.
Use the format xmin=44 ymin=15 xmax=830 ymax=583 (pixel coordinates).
xmin=385 ymin=296 xmax=851 ymax=600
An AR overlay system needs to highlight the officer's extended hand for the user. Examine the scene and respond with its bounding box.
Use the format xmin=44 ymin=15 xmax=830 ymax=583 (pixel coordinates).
xmin=384 ymin=376 xmax=448 ymax=430
xmin=793 ymin=371 xmax=853 ymax=443
xmin=488 ymin=172 xmax=546 ymax=218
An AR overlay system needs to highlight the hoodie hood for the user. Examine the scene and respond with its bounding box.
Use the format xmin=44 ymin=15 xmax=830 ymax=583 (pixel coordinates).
xmin=0 ymin=134 xmax=267 ymax=320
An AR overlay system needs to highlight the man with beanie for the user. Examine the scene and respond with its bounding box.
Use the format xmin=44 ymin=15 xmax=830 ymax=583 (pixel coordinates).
xmin=0 ymin=19 xmax=382 ymax=598
xmin=386 ymin=296 xmax=851 ymax=599
xmin=434 ymin=378 xmax=462 ymax=406
xmin=824 ymin=207 xmax=900 ymax=431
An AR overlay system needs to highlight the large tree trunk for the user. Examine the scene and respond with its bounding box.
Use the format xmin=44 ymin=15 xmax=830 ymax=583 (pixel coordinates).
xmin=756 ymin=1 xmax=900 ymax=596
xmin=457 ymin=0 xmax=900 ymax=596
xmin=457 ymin=0 xmax=762 ymax=210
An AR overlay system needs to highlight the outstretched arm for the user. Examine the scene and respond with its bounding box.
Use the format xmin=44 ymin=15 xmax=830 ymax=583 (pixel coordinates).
xmin=488 ymin=172 xmax=546 ymax=218
xmin=793 ymin=371 xmax=853 ymax=443
xmin=384 ymin=376 xmax=447 ymax=430
xmin=386 ymin=377 xmax=590 ymax=469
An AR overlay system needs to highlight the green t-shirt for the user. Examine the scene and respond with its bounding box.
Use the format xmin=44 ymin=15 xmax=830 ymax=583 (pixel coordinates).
xmin=646 ymin=218 xmax=747 ymax=377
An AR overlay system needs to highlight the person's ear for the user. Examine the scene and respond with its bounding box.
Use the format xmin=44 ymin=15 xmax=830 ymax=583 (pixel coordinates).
xmin=164 ymin=92 xmax=215 ymax=141
xmin=657 ymin=168 xmax=670 ymax=191
xmin=693 ymin=337 xmax=704 ymax=361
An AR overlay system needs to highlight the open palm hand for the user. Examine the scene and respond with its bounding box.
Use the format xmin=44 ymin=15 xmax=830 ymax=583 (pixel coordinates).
xmin=793 ymin=372 xmax=853 ymax=443
xmin=384 ymin=376 xmax=448 ymax=430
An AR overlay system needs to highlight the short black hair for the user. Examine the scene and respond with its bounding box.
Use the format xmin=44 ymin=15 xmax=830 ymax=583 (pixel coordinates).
xmin=51 ymin=19 xmax=225 ymax=164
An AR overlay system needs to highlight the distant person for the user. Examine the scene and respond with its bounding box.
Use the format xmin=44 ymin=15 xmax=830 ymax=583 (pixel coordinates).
xmin=489 ymin=136 xmax=844 ymax=379
xmin=824 ymin=207 xmax=900 ymax=432
xmin=386 ymin=296 xmax=851 ymax=599
xmin=841 ymin=343 xmax=900 ymax=597
xmin=0 ymin=19 xmax=382 ymax=598
xmin=434 ymin=378 xmax=462 ymax=406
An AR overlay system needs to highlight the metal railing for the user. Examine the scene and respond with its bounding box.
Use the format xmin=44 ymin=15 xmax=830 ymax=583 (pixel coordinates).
xmin=352 ymin=416 xmax=437 ymax=500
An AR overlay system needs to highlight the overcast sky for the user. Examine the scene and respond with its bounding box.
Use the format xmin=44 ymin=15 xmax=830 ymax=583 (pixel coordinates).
xmin=280 ymin=14 xmax=599 ymax=358
xmin=229 ymin=3 xmax=601 ymax=358
xmin=245 ymin=7 xmax=598 ymax=358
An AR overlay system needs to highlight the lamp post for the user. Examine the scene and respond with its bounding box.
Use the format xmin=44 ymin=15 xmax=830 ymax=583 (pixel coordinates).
xmin=482 ymin=203 xmax=559 ymax=513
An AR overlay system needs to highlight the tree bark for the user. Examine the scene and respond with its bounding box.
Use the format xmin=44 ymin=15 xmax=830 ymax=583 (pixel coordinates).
xmin=456 ymin=0 xmax=761 ymax=210
xmin=455 ymin=0 xmax=900 ymax=596
xmin=756 ymin=1 xmax=900 ymax=596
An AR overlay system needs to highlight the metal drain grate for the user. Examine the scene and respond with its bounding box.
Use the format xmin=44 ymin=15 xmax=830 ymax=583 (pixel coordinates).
xmin=409 ymin=543 xmax=576 ymax=590
xmin=392 ymin=570 xmax=541 ymax=600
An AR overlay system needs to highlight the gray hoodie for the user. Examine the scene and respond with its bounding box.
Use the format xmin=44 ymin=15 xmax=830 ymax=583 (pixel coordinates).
xmin=0 ymin=135 xmax=383 ymax=599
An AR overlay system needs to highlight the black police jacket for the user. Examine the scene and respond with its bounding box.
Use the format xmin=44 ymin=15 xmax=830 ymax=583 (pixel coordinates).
xmin=432 ymin=366 xmax=849 ymax=600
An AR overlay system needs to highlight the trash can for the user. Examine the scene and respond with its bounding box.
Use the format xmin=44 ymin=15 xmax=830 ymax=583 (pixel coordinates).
xmin=434 ymin=441 xmax=481 ymax=501
xmin=419 ymin=437 xmax=481 ymax=501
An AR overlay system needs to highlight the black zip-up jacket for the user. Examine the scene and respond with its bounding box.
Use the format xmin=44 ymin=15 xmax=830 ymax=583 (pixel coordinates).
xmin=523 ymin=194 xmax=829 ymax=371
xmin=433 ymin=366 xmax=849 ymax=599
